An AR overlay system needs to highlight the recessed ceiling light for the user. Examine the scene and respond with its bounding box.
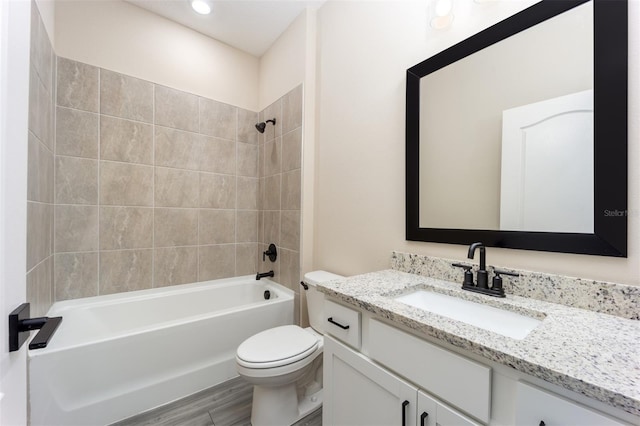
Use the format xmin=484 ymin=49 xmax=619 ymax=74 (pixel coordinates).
xmin=191 ymin=0 xmax=211 ymax=15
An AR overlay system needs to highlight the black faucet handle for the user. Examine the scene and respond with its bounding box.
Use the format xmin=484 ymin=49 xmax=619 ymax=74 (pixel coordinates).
xmin=452 ymin=263 xmax=474 ymax=288
xmin=494 ymin=269 xmax=519 ymax=277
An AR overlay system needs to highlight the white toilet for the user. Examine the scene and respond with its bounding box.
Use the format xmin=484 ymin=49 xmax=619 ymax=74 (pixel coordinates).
xmin=236 ymin=270 xmax=343 ymax=426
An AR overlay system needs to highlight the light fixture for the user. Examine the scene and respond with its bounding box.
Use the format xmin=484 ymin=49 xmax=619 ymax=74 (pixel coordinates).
xmin=191 ymin=0 xmax=211 ymax=15
xmin=430 ymin=0 xmax=455 ymax=30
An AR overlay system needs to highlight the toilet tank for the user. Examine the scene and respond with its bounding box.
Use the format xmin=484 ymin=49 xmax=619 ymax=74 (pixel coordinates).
xmin=303 ymin=271 xmax=344 ymax=333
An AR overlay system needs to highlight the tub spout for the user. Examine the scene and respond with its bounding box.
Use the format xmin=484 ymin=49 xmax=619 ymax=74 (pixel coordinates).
xmin=256 ymin=270 xmax=274 ymax=280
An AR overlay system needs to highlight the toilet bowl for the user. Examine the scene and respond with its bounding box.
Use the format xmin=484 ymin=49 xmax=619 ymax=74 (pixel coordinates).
xmin=235 ymin=270 xmax=344 ymax=426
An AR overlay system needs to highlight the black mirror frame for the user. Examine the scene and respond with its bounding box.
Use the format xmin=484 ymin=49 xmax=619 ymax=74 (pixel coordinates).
xmin=406 ymin=0 xmax=627 ymax=257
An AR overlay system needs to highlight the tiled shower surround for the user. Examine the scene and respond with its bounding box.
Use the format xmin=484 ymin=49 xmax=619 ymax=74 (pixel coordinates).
xmin=28 ymin=49 xmax=303 ymax=318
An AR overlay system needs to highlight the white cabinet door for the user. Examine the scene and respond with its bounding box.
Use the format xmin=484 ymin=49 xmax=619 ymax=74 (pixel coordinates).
xmin=323 ymin=335 xmax=418 ymax=426
xmin=514 ymin=382 xmax=630 ymax=426
xmin=417 ymin=391 xmax=482 ymax=426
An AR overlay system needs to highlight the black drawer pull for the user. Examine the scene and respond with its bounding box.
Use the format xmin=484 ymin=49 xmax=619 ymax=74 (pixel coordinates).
xmin=327 ymin=317 xmax=350 ymax=330
xmin=420 ymin=411 xmax=429 ymax=426
xmin=402 ymin=400 xmax=409 ymax=426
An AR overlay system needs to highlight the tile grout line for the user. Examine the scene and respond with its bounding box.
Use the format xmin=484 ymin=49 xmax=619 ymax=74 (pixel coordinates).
xmin=152 ymin=82 xmax=156 ymax=289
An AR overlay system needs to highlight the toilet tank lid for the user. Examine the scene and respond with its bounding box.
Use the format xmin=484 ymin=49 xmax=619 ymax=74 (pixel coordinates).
xmin=303 ymin=270 xmax=344 ymax=287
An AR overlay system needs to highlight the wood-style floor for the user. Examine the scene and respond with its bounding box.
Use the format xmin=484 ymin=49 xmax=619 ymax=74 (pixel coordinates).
xmin=111 ymin=376 xmax=322 ymax=426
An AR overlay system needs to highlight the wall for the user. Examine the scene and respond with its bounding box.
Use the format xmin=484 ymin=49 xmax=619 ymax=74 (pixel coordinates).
xmin=55 ymin=0 xmax=259 ymax=111
xmin=27 ymin=2 xmax=55 ymax=316
xmin=53 ymin=57 xmax=262 ymax=300
xmin=313 ymin=0 xmax=640 ymax=286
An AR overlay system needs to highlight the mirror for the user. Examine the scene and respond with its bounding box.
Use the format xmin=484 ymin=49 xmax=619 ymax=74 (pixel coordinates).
xmin=406 ymin=0 xmax=627 ymax=256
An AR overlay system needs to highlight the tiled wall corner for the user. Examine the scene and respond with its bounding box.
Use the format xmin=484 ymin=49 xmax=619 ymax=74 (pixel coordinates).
xmin=257 ymin=85 xmax=304 ymax=324
xmin=26 ymin=2 xmax=55 ymax=317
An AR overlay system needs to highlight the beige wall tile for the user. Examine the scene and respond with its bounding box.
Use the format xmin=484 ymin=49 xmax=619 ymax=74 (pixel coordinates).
xmin=200 ymin=173 xmax=236 ymax=209
xmin=237 ymin=177 xmax=258 ymax=210
xmin=281 ymin=169 xmax=301 ymax=210
xmin=200 ymin=98 xmax=236 ymax=140
xmin=237 ymin=210 xmax=258 ymax=243
xmin=155 ymin=167 xmax=199 ymax=208
xmin=55 ymin=156 xmax=98 ymax=204
xmin=100 ymin=116 xmax=153 ymax=164
xmin=200 ymin=137 xmax=236 ymax=174
xmin=238 ymin=108 xmax=259 ymax=145
xmin=155 ymin=126 xmax=203 ymax=171
xmin=279 ymin=248 xmax=300 ymax=292
xmin=261 ymin=99 xmax=282 ymax=141
xmin=263 ymin=211 xmax=280 ymax=246
xmin=237 ymin=142 xmax=258 ymax=177
xmin=199 ymin=209 xmax=235 ymax=245
xmin=27 ymin=256 xmax=53 ymax=317
xmin=54 ymin=252 xmax=98 ymax=301
xmin=29 ymin=69 xmax=53 ymax=148
xmin=236 ymin=243 xmax=257 ymax=276
xmin=264 ymin=137 xmax=281 ymax=177
xmin=100 ymin=161 xmax=153 ymax=206
xmin=55 ymin=205 xmax=98 ymax=253
xmin=100 ymin=206 xmax=153 ymax=250
xmin=99 ymin=249 xmax=153 ymax=295
xmin=100 ymin=69 xmax=153 ymax=123
xmin=57 ymin=57 xmax=99 ymax=112
xmin=154 ymin=247 xmax=198 ymax=287
xmin=155 ymin=85 xmax=198 ymax=132
xmin=27 ymin=202 xmax=52 ymax=270
xmin=281 ymin=210 xmax=300 ymax=251
xmin=282 ymin=127 xmax=302 ymax=172
xmin=154 ymin=208 xmax=198 ymax=247
xmin=56 ymin=107 xmax=99 ymax=158
xmin=263 ymin=175 xmax=281 ymax=211
xmin=257 ymin=210 xmax=264 ymax=243
xmin=282 ymin=85 xmax=303 ymax=134
xmin=30 ymin=6 xmax=53 ymax=94
xmin=28 ymin=132 xmax=54 ymax=203
xmin=199 ymin=245 xmax=235 ymax=281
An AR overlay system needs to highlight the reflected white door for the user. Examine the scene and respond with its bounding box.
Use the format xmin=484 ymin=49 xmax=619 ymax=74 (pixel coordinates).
xmin=0 ymin=0 xmax=31 ymax=424
xmin=500 ymin=90 xmax=594 ymax=233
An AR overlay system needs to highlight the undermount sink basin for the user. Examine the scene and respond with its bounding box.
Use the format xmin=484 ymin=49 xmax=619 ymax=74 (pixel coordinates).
xmin=394 ymin=290 xmax=542 ymax=340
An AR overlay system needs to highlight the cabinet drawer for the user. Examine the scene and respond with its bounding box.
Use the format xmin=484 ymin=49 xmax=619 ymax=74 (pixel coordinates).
xmin=369 ymin=319 xmax=491 ymax=423
xmin=515 ymin=381 xmax=630 ymax=426
xmin=324 ymin=299 xmax=361 ymax=349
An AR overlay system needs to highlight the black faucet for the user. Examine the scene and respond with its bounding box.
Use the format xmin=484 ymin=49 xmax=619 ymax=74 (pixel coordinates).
xmin=454 ymin=242 xmax=508 ymax=298
xmin=256 ymin=270 xmax=274 ymax=280
xmin=468 ymin=242 xmax=488 ymax=289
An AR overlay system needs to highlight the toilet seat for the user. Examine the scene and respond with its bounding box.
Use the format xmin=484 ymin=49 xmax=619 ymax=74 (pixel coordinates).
xmin=237 ymin=325 xmax=319 ymax=369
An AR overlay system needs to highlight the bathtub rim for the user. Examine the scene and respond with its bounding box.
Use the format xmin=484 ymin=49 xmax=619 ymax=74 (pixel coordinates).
xmin=29 ymin=276 xmax=294 ymax=357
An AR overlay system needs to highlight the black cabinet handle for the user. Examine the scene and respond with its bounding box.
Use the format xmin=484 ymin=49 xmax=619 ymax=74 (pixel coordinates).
xmin=420 ymin=411 xmax=429 ymax=426
xmin=401 ymin=400 xmax=409 ymax=426
xmin=327 ymin=317 xmax=350 ymax=330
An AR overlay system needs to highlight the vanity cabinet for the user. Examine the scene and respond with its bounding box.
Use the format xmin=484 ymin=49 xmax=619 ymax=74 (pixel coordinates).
xmin=323 ymin=335 xmax=481 ymax=426
xmin=322 ymin=297 xmax=636 ymax=426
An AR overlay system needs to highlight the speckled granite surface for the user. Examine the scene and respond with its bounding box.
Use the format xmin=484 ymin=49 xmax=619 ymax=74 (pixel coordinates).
xmin=391 ymin=251 xmax=640 ymax=320
xmin=318 ymin=269 xmax=640 ymax=417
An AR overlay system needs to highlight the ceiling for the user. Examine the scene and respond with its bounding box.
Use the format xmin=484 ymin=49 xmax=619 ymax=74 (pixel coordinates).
xmin=126 ymin=0 xmax=323 ymax=57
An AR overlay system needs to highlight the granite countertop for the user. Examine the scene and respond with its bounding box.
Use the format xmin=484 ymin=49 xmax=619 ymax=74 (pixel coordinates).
xmin=317 ymin=269 xmax=640 ymax=417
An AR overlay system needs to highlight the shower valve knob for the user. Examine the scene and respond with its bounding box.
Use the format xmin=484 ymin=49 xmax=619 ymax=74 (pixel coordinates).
xmin=263 ymin=244 xmax=277 ymax=262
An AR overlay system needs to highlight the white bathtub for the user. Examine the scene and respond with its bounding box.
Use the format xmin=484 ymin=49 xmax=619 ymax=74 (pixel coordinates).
xmin=28 ymin=276 xmax=294 ymax=426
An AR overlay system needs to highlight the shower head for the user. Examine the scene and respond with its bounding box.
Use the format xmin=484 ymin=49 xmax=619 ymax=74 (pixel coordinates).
xmin=255 ymin=118 xmax=276 ymax=134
